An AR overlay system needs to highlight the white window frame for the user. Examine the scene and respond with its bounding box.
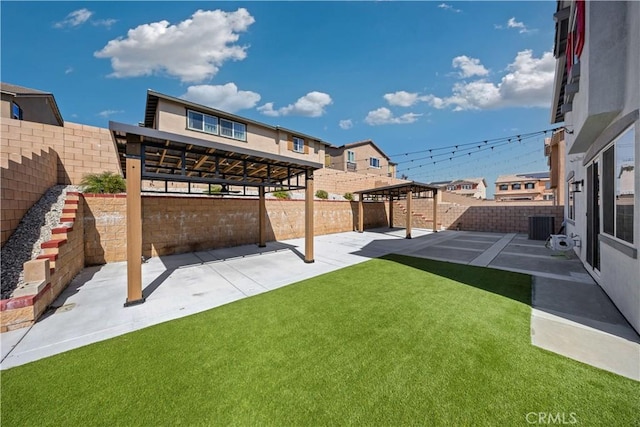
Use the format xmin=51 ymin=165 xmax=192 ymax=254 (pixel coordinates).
xmin=462 ymin=184 xmax=472 ymax=190
xmin=347 ymin=150 xmax=355 ymax=163
xmin=292 ymin=137 xmax=305 ymax=153
xmin=602 ymin=125 xmax=635 ymax=244
xmin=187 ymin=110 xmax=219 ymax=135
xmin=219 ymin=118 xmax=247 ymax=142
xmin=370 ymin=157 xmax=380 ymax=169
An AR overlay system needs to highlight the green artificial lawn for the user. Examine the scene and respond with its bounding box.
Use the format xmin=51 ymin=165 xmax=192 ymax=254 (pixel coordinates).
xmin=2 ymin=255 xmax=638 ymax=426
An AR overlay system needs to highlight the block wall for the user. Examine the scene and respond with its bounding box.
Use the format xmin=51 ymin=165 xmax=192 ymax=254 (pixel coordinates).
xmin=0 ymin=147 xmax=58 ymax=245
xmin=394 ymin=198 xmax=564 ymax=233
xmin=312 ymin=168 xmax=409 ymax=197
xmin=82 ymin=195 xmax=391 ymax=264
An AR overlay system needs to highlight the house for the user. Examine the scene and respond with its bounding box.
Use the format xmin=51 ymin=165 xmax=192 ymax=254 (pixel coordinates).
xmin=494 ymin=172 xmax=554 ymax=202
xmin=325 ymin=140 xmax=397 ymax=178
xmin=430 ymin=178 xmax=487 ymax=199
xmin=0 ymin=82 xmax=63 ymax=126
xmin=544 ymin=128 xmax=566 ymax=205
xmin=551 ymin=0 xmax=639 ymax=333
xmin=144 ymin=90 xmax=329 ymax=164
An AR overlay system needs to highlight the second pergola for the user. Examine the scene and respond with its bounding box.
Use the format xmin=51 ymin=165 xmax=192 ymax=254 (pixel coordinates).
xmin=354 ymin=182 xmax=439 ymax=238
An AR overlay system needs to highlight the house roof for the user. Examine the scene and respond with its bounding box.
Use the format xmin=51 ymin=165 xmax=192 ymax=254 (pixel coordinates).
xmin=144 ymin=89 xmax=330 ymax=146
xmin=550 ymin=1 xmax=572 ymax=124
xmin=1 ymin=82 xmax=64 ymax=126
xmin=495 ymin=172 xmax=550 ymax=184
xmin=353 ymin=181 xmax=438 ymax=199
xmin=429 ymin=177 xmax=487 ymax=187
xmin=327 ymin=139 xmax=395 ymax=165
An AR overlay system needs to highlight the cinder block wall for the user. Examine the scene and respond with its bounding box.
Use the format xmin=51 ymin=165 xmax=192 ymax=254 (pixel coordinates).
xmin=0 ymin=147 xmax=58 ymax=245
xmin=393 ymin=198 xmax=564 ymax=233
xmin=312 ymin=168 xmax=409 ymax=196
xmin=1 ymin=118 xmax=120 ymax=245
xmin=83 ymin=195 xmax=391 ymax=264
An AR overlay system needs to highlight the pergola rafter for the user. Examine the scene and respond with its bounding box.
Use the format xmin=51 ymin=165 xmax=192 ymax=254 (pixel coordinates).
xmin=109 ymin=121 xmax=321 ymax=307
xmin=354 ymin=182 xmax=439 ymax=238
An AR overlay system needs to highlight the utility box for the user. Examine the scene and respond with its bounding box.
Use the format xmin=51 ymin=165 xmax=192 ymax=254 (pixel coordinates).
xmin=529 ymin=216 xmax=555 ymax=240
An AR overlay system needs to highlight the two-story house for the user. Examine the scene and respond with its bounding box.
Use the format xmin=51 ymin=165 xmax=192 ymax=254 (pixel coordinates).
xmin=551 ymin=0 xmax=639 ymax=332
xmin=430 ymin=178 xmax=487 ymax=199
xmin=494 ymin=172 xmax=554 ymax=202
xmin=144 ymin=90 xmax=329 ymax=165
xmin=1 ymin=82 xmax=63 ymax=126
xmin=325 ymin=140 xmax=397 ymax=178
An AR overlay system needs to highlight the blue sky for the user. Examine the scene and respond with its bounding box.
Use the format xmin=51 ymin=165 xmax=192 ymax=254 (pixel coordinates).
xmin=1 ymin=1 xmax=560 ymax=197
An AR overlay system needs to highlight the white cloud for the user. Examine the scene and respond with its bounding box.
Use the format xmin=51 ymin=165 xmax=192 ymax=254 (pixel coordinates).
xmin=92 ymin=18 xmax=117 ymax=29
xmin=451 ymin=55 xmax=489 ymax=78
xmin=54 ymin=8 xmax=93 ymax=28
xmin=384 ymin=91 xmax=422 ymax=107
xmin=423 ymin=49 xmax=555 ymax=111
xmin=94 ymin=8 xmax=255 ymax=83
xmin=364 ymin=108 xmax=421 ymax=126
xmin=97 ymin=109 xmax=124 ymax=118
xmin=495 ymin=17 xmax=535 ymax=34
xmin=438 ymin=3 xmax=461 ymax=13
xmin=339 ymin=119 xmax=353 ymax=130
xmin=181 ymin=83 xmax=261 ymax=113
xmin=258 ymin=91 xmax=332 ymax=117
xmin=65 ymin=67 xmax=74 ymax=75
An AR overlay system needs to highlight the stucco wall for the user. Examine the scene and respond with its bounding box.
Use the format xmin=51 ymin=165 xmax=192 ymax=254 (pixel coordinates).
xmin=155 ymin=99 xmax=326 ymax=164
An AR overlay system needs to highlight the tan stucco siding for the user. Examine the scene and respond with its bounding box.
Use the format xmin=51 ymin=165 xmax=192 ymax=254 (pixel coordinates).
xmin=155 ymin=99 xmax=324 ymax=163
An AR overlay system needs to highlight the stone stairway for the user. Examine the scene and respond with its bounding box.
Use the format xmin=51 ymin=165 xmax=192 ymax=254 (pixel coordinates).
xmin=394 ymin=200 xmax=438 ymax=229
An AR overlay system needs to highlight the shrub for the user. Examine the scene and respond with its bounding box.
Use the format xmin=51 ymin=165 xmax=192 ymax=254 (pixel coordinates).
xmin=206 ymin=185 xmax=222 ymax=195
xmin=272 ymin=189 xmax=290 ymax=200
xmin=80 ymin=172 xmax=126 ymax=194
xmin=344 ymin=192 xmax=354 ymax=201
xmin=315 ymin=190 xmax=329 ymax=199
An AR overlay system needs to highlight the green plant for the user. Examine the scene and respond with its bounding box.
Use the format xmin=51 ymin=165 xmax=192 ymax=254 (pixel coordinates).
xmin=343 ymin=192 xmax=354 ymax=201
xmin=315 ymin=189 xmax=328 ymax=199
xmin=80 ymin=172 xmax=126 ymax=194
xmin=272 ymin=189 xmax=290 ymax=199
xmin=206 ymin=185 xmax=222 ymax=195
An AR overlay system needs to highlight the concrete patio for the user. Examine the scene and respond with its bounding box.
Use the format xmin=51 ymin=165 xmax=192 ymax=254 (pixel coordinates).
xmin=2 ymin=228 xmax=638 ymax=380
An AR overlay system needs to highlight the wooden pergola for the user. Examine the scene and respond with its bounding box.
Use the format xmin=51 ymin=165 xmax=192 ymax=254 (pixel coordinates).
xmin=110 ymin=121 xmax=322 ymax=307
xmin=354 ymin=182 xmax=439 ymax=238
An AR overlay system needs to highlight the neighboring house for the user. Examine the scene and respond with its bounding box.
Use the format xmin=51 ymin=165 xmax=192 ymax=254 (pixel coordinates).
xmin=144 ymin=90 xmax=329 ymax=164
xmin=0 ymin=82 xmax=63 ymax=126
xmin=551 ymin=0 xmax=639 ymax=333
xmin=544 ymin=128 xmax=566 ymax=205
xmin=494 ymin=172 xmax=554 ymax=202
xmin=430 ymin=178 xmax=487 ymax=199
xmin=325 ymin=140 xmax=397 ymax=178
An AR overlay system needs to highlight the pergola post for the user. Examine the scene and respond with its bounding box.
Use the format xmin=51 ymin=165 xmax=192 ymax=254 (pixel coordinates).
xmin=388 ymin=195 xmax=394 ymax=228
xmin=358 ymin=195 xmax=364 ymax=233
xmin=432 ymin=189 xmax=438 ymax=232
xmin=125 ymin=140 xmax=144 ymax=307
xmin=258 ymin=186 xmax=266 ymax=247
xmin=304 ymin=170 xmax=314 ymax=263
xmin=406 ymin=190 xmax=413 ymax=239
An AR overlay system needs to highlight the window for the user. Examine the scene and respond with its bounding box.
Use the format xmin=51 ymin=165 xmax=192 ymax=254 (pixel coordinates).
xmin=462 ymin=184 xmax=472 ymax=190
xmin=292 ymin=137 xmax=305 ymax=153
xmin=447 ymin=185 xmax=455 ymax=191
xmin=499 ymin=184 xmax=508 ymax=191
xmin=369 ymin=157 xmax=380 ymax=168
xmin=220 ymin=119 xmax=246 ymax=141
xmin=602 ymin=126 xmax=635 ymax=244
xmin=512 ymin=183 xmax=521 ymax=190
xmin=525 ymin=182 xmax=535 ymax=189
xmin=567 ymin=178 xmax=575 ymax=220
xmin=347 ymin=150 xmax=355 ymax=163
xmin=187 ymin=110 xmax=218 ymax=135
xmin=543 ymin=194 xmax=554 ymax=201
xmin=11 ymin=103 xmax=23 ymax=120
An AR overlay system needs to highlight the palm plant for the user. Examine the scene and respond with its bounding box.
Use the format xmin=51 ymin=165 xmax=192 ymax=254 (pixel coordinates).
xmin=80 ymin=172 xmax=126 ymax=194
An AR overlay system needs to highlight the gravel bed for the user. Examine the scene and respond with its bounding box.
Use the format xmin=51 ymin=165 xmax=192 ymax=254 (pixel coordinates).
xmin=1 ymin=185 xmax=78 ymax=299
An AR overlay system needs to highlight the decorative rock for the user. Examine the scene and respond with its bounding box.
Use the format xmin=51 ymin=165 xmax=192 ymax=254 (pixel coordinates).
xmin=0 ymin=185 xmax=78 ymax=299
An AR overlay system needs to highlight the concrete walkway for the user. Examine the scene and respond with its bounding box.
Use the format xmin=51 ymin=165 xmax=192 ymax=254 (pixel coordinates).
xmin=2 ymin=229 xmax=638 ymax=380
